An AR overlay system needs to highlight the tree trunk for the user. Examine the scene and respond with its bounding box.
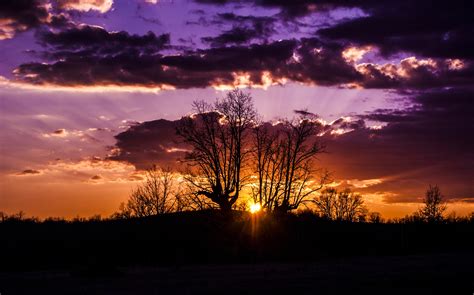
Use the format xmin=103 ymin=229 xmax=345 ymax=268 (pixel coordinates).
xmin=219 ymin=199 xmax=232 ymax=212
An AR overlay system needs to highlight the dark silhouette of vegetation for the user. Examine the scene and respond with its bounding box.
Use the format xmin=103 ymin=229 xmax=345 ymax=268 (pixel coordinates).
xmin=312 ymin=188 xmax=368 ymax=222
xmin=116 ymin=165 xmax=185 ymax=218
xmin=1 ymin=210 xmax=473 ymax=275
xmin=176 ymin=90 xmax=257 ymax=212
xmin=417 ymin=185 xmax=447 ymax=223
xmin=251 ymin=112 xmax=328 ymax=213
xmin=368 ymin=211 xmax=383 ymax=223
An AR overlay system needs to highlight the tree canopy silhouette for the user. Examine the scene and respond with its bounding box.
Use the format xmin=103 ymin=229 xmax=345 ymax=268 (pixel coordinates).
xmin=117 ymin=165 xmax=184 ymax=217
xmin=251 ymin=113 xmax=328 ymax=212
xmin=313 ymin=188 xmax=368 ymax=221
xmin=176 ymin=90 xmax=257 ymax=211
xmin=418 ymin=185 xmax=447 ymax=223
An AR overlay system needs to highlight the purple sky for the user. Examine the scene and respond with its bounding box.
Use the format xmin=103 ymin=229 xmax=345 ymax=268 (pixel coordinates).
xmin=0 ymin=0 xmax=473 ymax=218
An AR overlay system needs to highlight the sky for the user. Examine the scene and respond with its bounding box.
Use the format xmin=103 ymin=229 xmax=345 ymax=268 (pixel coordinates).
xmin=0 ymin=0 xmax=473 ymax=218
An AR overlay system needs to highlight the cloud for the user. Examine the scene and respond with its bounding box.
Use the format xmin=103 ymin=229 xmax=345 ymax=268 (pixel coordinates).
xmin=341 ymin=45 xmax=372 ymax=63
xmin=14 ymin=35 xmax=295 ymax=89
xmin=108 ymin=111 xmax=373 ymax=171
xmin=346 ymin=178 xmax=383 ymax=188
xmin=41 ymin=127 xmax=107 ymax=142
xmin=196 ymin=1 xmax=474 ymax=63
xmin=318 ymin=1 xmax=474 ymax=60
xmin=0 ymin=0 xmax=101 ymax=40
xmin=15 ymin=34 xmax=367 ymax=89
xmin=14 ymin=25 xmax=174 ymax=88
xmin=7 ymin=1 xmax=474 ymax=92
xmin=201 ymin=13 xmax=276 ymax=47
xmin=194 ymin=0 xmax=360 ymax=18
xmin=0 ymin=0 xmax=50 ymax=40
xmin=202 ymin=26 xmax=269 ymax=47
xmin=109 ymin=119 xmax=187 ymax=170
xmin=355 ymin=57 xmax=474 ymax=89
xmin=37 ymin=24 xmax=170 ymax=56
xmin=50 ymin=128 xmax=68 ymax=137
xmin=12 ymin=157 xmax=140 ymax=183
xmin=321 ymin=87 xmax=474 ymax=202
xmin=16 ymin=169 xmax=42 ymax=176
xmin=15 ymin=42 xmax=472 ymax=91
xmin=90 ymin=174 xmax=102 ymax=180
xmin=56 ymin=0 xmax=113 ymax=13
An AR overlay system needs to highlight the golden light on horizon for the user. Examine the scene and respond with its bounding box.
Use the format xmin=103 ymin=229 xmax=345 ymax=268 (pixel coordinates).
xmin=250 ymin=203 xmax=261 ymax=214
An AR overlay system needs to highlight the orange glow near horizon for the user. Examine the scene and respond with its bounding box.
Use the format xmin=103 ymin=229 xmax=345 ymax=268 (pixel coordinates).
xmin=250 ymin=203 xmax=262 ymax=214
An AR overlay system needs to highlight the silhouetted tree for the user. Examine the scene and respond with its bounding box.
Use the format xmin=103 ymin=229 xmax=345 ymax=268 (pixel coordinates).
xmin=368 ymin=212 xmax=383 ymax=223
xmin=118 ymin=165 xmax=182 ymax=217
xmin=313 ymin=188 xmax=367 ymax=222
xmin=177 ymin=90 xmax=257 ymax=211
xmin=178 ymin=181 xmax=220 ymax=211
xmin=251 ymin=112 xmax=328 ymax=213
xmin=418 ymin=185 xmax=447 ymax=223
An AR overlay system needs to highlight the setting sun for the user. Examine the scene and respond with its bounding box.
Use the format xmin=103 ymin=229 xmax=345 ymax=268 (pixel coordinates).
xmin=250 ymin=203 xmax=261 ymax=214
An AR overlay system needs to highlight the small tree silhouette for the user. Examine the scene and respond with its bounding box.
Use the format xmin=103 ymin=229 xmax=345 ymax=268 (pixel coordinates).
xmin=313 ymin=188 xmax=367 ymax=222
xmin=418 ymin=185 xmax=447 ymax=223
xmin=118 ymin=165 xmax=183 ymax=217
xmin=368 ymin=212 xmax=383 ymax=223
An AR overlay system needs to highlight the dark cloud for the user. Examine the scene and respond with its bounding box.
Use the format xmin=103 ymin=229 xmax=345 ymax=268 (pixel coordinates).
xmin=0 ymin=0 xmax=86 ymax=40
xmin=90 ymin=174 xmax=102 ymax=180
xmin=202 ymin=15 xmax=276 ymax=46
xmin=319 ymin=1 xmax=474 ymax=60
xmin=17 ymin=169 xmax=41 ymax=175
xmin=15 ymin=37 xmax=297 ymax=88
xmin=195 ymin=0 xmax=363 ymax=17
xmin=320 ymin=87 xmax=474 ymax=202
xmin=215 ymin=12 xmax=275 ymax=25
xmin=109 ymin=119 xmax=187 ymax=170
xmin=160 ymin=39 xmax=296 ymax=72
xmin=202 ymin=27 xmax=267 ymax=47
xmin=17 ymin=32 xmax=370 ymax=88
xmin=16 ymin=30 xmax=474 ymax=90
xmin=356 ymin=58 xmax=474 ymax=89
xmin=109 ymin=111 xmax=344 ymax=170
xmin=287 ymin=38 xmax=361 ymax=86
xmin=12 ymin=2 xmax=474 ymax=91
xmin=201 ymin=13 xmax=276 ymax=46
xmin=196 ymin=1 xmax=474 ymax=62
xmin=37 ymin=25 xmax=170 ymax=56
xmin=293 ymin=109 xmax=317 ymax=117
xmin=53 ymin=128 xmax=66 ymax=135
xmin=0 ymin=0 xmax=50 ymax=39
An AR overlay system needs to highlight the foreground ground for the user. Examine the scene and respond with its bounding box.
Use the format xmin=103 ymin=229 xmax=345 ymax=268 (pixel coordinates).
xmin=1 ymin=252 xmax=473 ymax=295
xmin=1 ymin=211 xmax=473 ymax=294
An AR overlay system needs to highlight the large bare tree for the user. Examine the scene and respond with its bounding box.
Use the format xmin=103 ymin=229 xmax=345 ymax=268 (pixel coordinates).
xmin=176 ymin=90 xmax=257 ymax=211
xmin=252 ymin=113 xmax=328 ymax=213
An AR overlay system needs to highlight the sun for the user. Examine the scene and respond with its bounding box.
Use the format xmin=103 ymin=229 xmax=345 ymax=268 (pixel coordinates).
xmin=250 ymin=203 xmax=261 ymax=214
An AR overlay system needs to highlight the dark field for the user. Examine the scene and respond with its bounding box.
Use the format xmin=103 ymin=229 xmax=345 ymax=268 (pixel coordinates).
xmin=1 ymin=211 xmax=473 ymax=294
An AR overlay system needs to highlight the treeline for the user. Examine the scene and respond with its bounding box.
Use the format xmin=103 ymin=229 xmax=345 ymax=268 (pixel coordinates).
xmin=111 ymin=164 xmax=472 ymax=223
